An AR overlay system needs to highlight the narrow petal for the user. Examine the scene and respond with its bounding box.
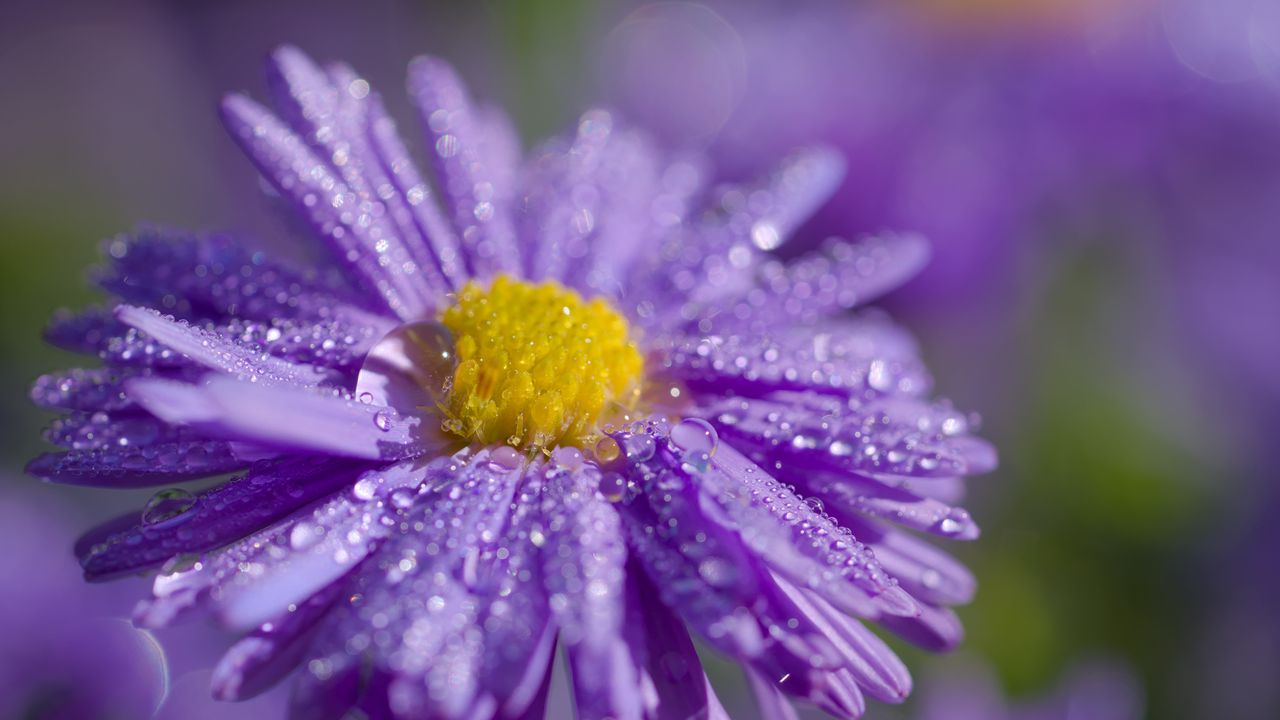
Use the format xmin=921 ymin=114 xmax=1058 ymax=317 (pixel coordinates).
xmin=747 ymin=233 xmax=931 ymax=323
xmin=27 ymin=441 xmax=247 ymax=488
xmin=78 ymin=457 xmax=372 ymax=580
xmin=199 ymin=457 xmax=435 ymax=631
xmin=407 ymin=55 xmax=521 ymax=277
xmin=661 ymin=313 xmax=931 ymax=401
xmin=263 ymin=48 xmax=452 ymax=297
xmin=703 ymin=391 xmax=994 ymax=479
xmin=212 ymin=580 xmax=344 ymax=701
xmin=538 ymin=460 xmax=637 ymax=720
xmin=116 ymin=305 xmax=333 ymax=388
xmin=126 ymin=376 xmax=430 ymax=460
xmin=94 ymin=227 xmax=367 ymax=323
xmin=220 ymin=92 xmax=435 ymax=320
xmin=745 ymin=666 xmax=800 ymax=720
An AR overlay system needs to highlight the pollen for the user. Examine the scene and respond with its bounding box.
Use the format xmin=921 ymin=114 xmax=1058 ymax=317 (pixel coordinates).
xmin=438 ymin=275 xmax=644 ymax=450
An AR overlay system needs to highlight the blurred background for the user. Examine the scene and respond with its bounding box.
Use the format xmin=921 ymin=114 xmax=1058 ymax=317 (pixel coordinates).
xmin=0 ymin=0 xmax=1276 ymax=718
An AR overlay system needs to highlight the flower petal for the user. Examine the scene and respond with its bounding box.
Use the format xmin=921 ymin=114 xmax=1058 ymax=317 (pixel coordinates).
xmin=26 ymin=441 xmax=247 ymax=488
xmin=78 ymin=457 xmax=372 ymax=580
xmin=662 ymin=312 xmax=931 ymax=400
xmin=212 ymin=579 xmax=344 ymax=701
xmin=537 ymin=461 xmax=637 ymax=720
xmin=116 ymin=305 xmax=334 ymax=388
xmin=220 ymin=92 xmax=435 ymax=320
xmin=126 ymin=375 xmax=430 ymax=460
xmin=407 ymin=56 xmax=521 ymax=278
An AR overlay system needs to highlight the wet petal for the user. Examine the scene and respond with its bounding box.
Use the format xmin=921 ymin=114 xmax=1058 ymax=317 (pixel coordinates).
xmin=117 ymin=305 xmax=334 ymax=388
xmin=126 ymin=376 xmax=431 ymax=460
xmin=407 ymin=56 xmax=521 ymax=278
xmin=78 ymin=457 xmax=372 ymax=580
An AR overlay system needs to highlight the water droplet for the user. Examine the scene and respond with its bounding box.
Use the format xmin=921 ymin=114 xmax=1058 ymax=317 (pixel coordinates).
xmin=621 ymin=432 xmax=656 ymax=462
xmin=599 ymin=472 xmax=626 ymax=502
xmin=680 ymin=450 xmax=711 ymax=474
xmin=489 ymin=446 xmax=524 ymax=471
xmin=355 ymin=320 xmax=455 ymax=408
xmin=551 ymin=446 xmax=585 ymax=471
xmin=389 ymin=487 xmax=417 ymax=509
xmin=594 ymin=436 xmax=621 ymax=464
xmin=373 ymin=409 xmax=393 ymax=432
xmin=671 ymin=417 xmax=718 ymax=457
xmin=352 ymin=476 xmax=379 ymax=501
xmin=141 ymin=488 xmax=198 ymax=529
xmin=290 ymin=521 xmax=321 ymax=550
xmin=697 ymin=557 xmax=737 ymax=587
xmin=829 ymin=440 xmax=853 ymax=457
xmin=921 ymin=568 xmax=942 ymax=590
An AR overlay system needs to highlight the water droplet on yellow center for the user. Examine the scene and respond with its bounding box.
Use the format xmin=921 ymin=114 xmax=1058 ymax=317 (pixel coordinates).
xmin=438 ymin=275 xmax=644 ymax=450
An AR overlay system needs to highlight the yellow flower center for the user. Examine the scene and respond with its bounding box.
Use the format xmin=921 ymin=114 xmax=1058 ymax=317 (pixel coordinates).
xmin=438 ymin=275 xmax=644 ymax=450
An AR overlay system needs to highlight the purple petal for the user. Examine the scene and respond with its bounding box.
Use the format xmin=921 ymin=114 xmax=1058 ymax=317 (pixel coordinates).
xmin=78 ymin=457 xmax=372 ymax=580
xmin=703 ymin=391 xmax=994 ymax=479
xmin=126 ymin=375 xmax=432 ymax=460
xmin=263 ymin=48 xmax=452 ymax=298
xmin=212 ymin=579 xmax=344 ymax=701
xmin=745 ymin=666 xmax=800 ymax=720
xmin=878 ymin=601 xmax=965 ymax=652
xmin=621 ymin=569 xmax=723 ymax=720
xmin=660 ymin=312 xmax=931 ymax=400
xmin=220 ymin=92 xmax=435 ymax=320
xmin=43 ymin=411 xmax=191 ymax=451
xmin=298 ymin=449 xmax=533 ymax=718
xmin=94 ymin=227 xmax=368 ymax=323
xmin=747 ymin=232 xmax=932 ymax=322
xmin=195 ymin=457 xmax=435 ymax=631
xmin=44 ymin=306 xmax=128 ymax=355
xmin=407 ymin=55 xmax=521 ymax=277
xmin=773 ymin=574 xmax=912 ymax=703
xmin=116 ymin=305 xmax=334 ymax=388
xmin=27 ymin=441 xmax=247 ymax=488
xmin=31 ymin=367 xmax=160 ymax=412
xmin=538 ymin=461 xmax=637 ymax=720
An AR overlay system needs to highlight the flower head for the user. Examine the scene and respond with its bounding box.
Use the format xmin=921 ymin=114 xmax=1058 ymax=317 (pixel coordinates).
xmin=28 ymin=46 xmax=995 ymax=719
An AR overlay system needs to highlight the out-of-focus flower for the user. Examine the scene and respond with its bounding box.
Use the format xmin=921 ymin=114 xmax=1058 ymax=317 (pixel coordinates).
xmin=914 ymin=657 xmax=1143 ymax=720
xmin=27 ymin=46 xmax=994 ymax=719
xmin=0 ymin=490 xmax=167 ymax=719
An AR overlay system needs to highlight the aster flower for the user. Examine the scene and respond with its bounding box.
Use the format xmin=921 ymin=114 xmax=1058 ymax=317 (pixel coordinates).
xmin=27 ymin=46 xmax=994 ymax=719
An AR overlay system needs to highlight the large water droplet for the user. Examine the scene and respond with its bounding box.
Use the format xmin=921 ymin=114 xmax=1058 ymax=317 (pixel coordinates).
xmin=373 ymin=409 xmax=393 ymax=432
xmin=621 ymin=432 xmax=656 ymax=462
xmin=671 ymin=417 xmax=718 ymax=457
xmin=489 ymin=446 xmax=524 ymax=471
xmin=594 ymin=436 xmax=621 ymax=464
xmin=141 ymin=488 xmax=198 ymax=529
xmin=599 ymin=472 xmax=626 ymax=502
xmin=355 ymin=320 xmax=455 ymax=411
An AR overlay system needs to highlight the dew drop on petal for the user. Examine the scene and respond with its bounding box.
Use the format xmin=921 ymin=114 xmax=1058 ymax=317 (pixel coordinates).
xmin=489 ymin=445 xmax=524 ymax=471
xmin=599 ymin=472 xmax=626 ymax=502
xmin=141 ymin=488 xmax=198 ymax=529
xmin=290 ymin=521 xmax=321 ymax=550
xmin=671 ymin=417 xmax=718 ymax=457
xmin=594 ymin=436 xmax=621 ymax=464
xmin=373 ymin=409 xmax=393 ymax=432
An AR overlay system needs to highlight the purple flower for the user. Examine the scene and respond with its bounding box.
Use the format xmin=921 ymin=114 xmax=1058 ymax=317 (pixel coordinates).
xmin=27 ymin=47 xmax=994 ymax=719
